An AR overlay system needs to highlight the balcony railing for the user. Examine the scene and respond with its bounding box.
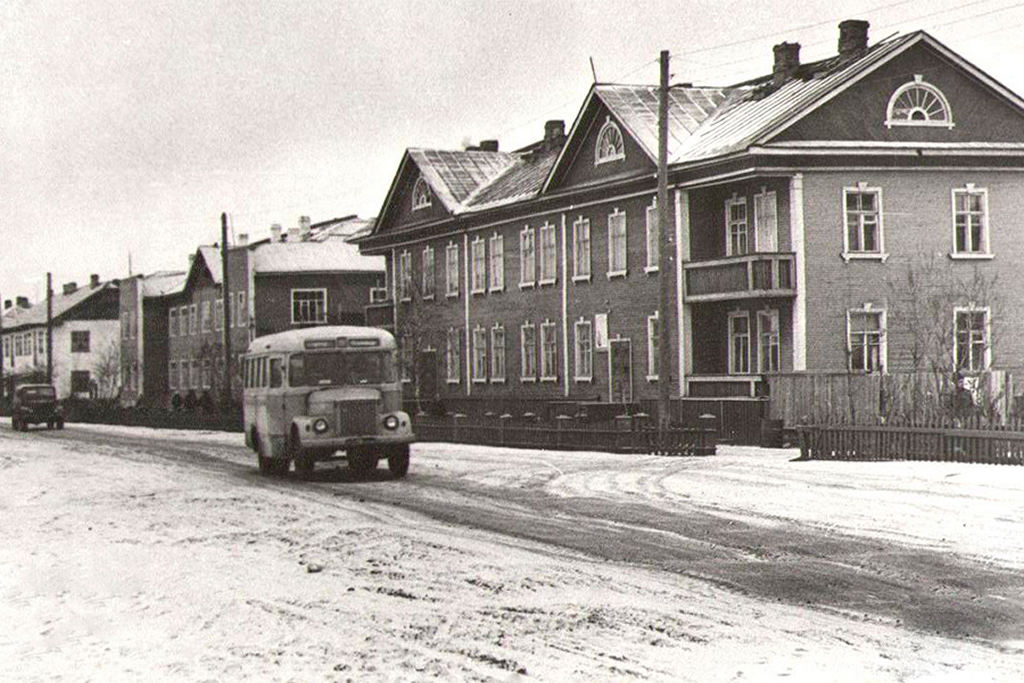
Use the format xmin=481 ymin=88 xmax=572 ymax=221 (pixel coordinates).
xmin=364 ymin=301 xmax=394 ymax=330
xmin=684 ymin=252 xmax=796 ymax=303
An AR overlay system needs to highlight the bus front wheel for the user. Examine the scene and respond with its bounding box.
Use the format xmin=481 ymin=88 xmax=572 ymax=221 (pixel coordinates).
xmin=387 ymin=446 xmax=410 ymax=478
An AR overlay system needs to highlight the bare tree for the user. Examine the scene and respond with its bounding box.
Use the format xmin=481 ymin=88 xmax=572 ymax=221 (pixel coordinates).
xmin=92 ymin=340 xmax=122 ymax=400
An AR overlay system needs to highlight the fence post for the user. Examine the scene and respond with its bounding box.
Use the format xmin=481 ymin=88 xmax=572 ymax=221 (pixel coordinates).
xmin=615 ymin=414 xmax=633 ymax=452
xmin=697 ymin=412 xmax=717 ymax=456
xmin=499 ymin=413 xmax=512 ymax=446
xmin=451 ymin=413 xmax=464 ymax=442
xmin=556 ymin=414 xmax=572 ymax=449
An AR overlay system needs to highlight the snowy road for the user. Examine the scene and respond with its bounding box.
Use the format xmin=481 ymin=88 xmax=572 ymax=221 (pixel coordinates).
xmin=2 ymin=421 xmax=1024 ymax=681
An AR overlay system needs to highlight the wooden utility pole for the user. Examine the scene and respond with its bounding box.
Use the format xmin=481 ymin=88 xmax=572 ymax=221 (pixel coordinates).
xmin=0 ymin=288 xmax=5 ymax=406
xmin=657 ymin=49 xmax=673 ymax=428
xmin=220 ymin=212 xmax=233 ymax=407
xmin=46 ymin=273 xmax=53 ymax=384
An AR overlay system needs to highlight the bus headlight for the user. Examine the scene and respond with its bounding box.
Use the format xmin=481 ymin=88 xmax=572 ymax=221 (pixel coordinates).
xmin=313 ymin=418 xmax=329 ymax=434
xmin=383 ymin=415 xmax=399 ymax=430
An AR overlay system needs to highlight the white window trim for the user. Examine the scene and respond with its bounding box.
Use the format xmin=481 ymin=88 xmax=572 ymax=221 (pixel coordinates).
xmin=572 ymin=216 xmax=592 ymax=282
xmin=646 ymin=312 xmax=660 ymax=381
xmin=724 ymin=195 xmax=749 ymax=257
xmin=520 ymin=321 xmax=537 ymax=382
xmin=398 ymin=250 xmax=412 ymax=302
xmin=953 ymin=306 xmax=991 ymax=372
xmin=446 ymin=242 xmax=460 ymax=298
xmin=607 ymin=208 xmax=628 ymax=279
xmin=488 ymin=233 xmax=505 ymax=293
xmin=573 ymin=318 xmax=593 ymax=382
xmin=470 ymin=236 xmax=487 ymax=295
xmin=446 ymin=327 xmax=460 ymax=384
xmin=412 ymin=176 xmax=432 ymax=210
xmin=727 ymin=310 xmax=751 ymax=376
xmin=490 ymin=324 xmax=506 ymax=383
xmin=540 ymin=319 xmax=558 ymax=382
xmin=756 ymin=308 xmax=781 ymax=374
xmin=645 ymin=200 xmax=659 ymax=273
xmin=950 ymin=185 xmax=993 ymax=260
xmin=594 ymin=116 xmax=625 ymax=165
xmin=885 ymin=75 xmax=955 ymax=129
xmin=753 ymin=188 xmax=778 ymax=253
xmin=842 ymin=184 xmax=889 ymax=262
xmin=291 ymin=288 xmax=329 ymax=325
xmin=519 ymin=226 xmax=536 ymax=289
xmin=538 ymin=223 xmax=557 ymax=286
xmin=472 ymin=325 xmax=488 ymax=383
xmin=421 ymin=246 xmax=435 ymax=300
xmin=845 ymin=305 xmax=887 ymax=374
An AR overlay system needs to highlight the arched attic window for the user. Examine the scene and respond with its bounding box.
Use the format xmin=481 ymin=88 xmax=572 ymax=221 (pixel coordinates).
xmin=885 ymin=75 xmax=954 ymax=129
xmin=412 ymin=176 xmax=432 ymax=211
xmin=595 ymin=117 xmax=625 ymax=165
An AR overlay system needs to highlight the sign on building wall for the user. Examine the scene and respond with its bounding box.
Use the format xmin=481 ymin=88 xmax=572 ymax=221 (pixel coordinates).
xmin=594 ymin=313 xmax=608 ymax=350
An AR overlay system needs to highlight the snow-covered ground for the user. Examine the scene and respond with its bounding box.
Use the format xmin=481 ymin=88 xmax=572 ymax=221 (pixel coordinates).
xmin=2 ymin=422 xmax=1023 ymax=681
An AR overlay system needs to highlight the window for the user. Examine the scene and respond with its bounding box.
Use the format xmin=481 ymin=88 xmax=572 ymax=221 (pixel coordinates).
xmin=520 ymin=322 xmax=537 ymax=381
xmin=169 ymin=361 xmax=178 ymax=390
xmin=180 ymin=359 xmax=189 ymax=389
xmin=202 ymin=358 xmax=212 ymax=389
xmin=422 ymin=246 xmax=435 ymax=299
xmin=191 ymin=359 xmax=200 ymax=388
xmin=754 ymin=190 xmax=778 ymax=252
xmin=728 ymin=312 xmax=750 ymax=375
xmin=398 ymin=250 xmax=412 ymax=301
xmin=215 ymin=298 xmax=223 ymax=331
xmin=471 ymin=237 xmax=486 ymax=294
xmin=201 ymin=301 xmax=211 ymax=332
xmin=757 ymin=309 xmax=780 ymax=373
xmin=489 ymin=234 xmax=504 ymax=292
xmin=490 ymin=325 xmax=505 ymax=382
xmin=952 ymin=186 xmax=990 ymax=257
xmin=189 ymin=304 xmax=197 ymax=335
xmin=645 ymin=201 xmax=659 ymax=272
xmin=607 ymin=209 xmax=627 ymax=277
xmin=539 ymin=223 xmax=557 ymax=284
xmin=472 ymin=326 xmax=487 ymax=382
xmin=725 ymin=197 xmax=749 ymax=256
xmin=595 ymin=117 xmax=625 ymax=164
xmin=647 ymin=313 xmax=660 ymax=380
xmin=236 ymin=292 xmax=247 ymax=327
xmin=71 ymin=330 xmax=90 ymax=353
xmin=848 ymin=308 xmax=885 ymax=373
xmin=446 ymin=327 xmax=461 ymax=383
xmin=71 ymin=370 xmax=90 ymax=394
xmin=36 ymin=330 xmax=45 ymax=357
xmin=179 ymin=306 xmax=188 ymax=335
xmin=843 ymin=185 xmax=885 ymax=259
xmin=169 ymin=309 xmax=177 ymax=337
xmin=25 ymin=333 xmax=33 ymax=356
xmin=954 ymin=307 xmax=989 ymax=372
xmin=520 ymin=227 xmax=536 ymax=287
xmin=268 ymin=358 xmax=282 ymax=388
xmin=885 ymin=76 xmax=954 ymax=129
xmin=573 ymin=217 xmax=591 ymax=280
xmin=574 ymin=318 xmax=593 ymax=381
xmin=540 ymin=321 xmax=557 ymax=382
xmin=15 ymin=334 xmax=22 ymax=357
xmin=412 ymin=176 xmax=432 ymax=210
xmin=292 ymin=289 xmax=327 ymax=324
xmin=446 ymin=242 xmax=459 ymax=297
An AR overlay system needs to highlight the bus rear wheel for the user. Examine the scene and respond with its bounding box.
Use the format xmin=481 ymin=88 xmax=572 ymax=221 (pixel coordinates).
xmin=387 ymin=446 xmax=410 ymax=478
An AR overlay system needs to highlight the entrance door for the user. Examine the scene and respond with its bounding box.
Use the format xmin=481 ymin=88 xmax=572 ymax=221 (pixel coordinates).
xmin=609 ymin=339 xmax=633 ymax=403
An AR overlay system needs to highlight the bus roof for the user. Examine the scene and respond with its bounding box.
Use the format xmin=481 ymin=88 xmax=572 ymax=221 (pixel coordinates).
xmin=246 ymin=326 xmax=396 ymax=354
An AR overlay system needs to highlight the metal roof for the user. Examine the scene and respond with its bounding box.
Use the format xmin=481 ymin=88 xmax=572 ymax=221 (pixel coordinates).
xmin=1 ymin=280 xmax=118 ymax=331
xmin=141 ymin=270 xmax=187 ymax=297
xmin=408 ymin=148 xmax=518 ymax=212
xmin=464 ymin=147 xmax=560 ymax=211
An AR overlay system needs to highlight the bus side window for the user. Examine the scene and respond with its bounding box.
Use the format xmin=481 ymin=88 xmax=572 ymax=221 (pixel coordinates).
xmin=243 ymin=359 xmax=249 ymax=388
xmin=260 ymin=358 xmax=268 ymax=387
xmin=269 ymin=358 xmax=283 ymax=388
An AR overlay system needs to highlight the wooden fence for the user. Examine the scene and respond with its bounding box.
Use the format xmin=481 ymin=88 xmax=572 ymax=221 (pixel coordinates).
xmin=797 ymin=420 xmax=1024 ymax=465
xmin=413 ymin=414 xmax=716 ymax=457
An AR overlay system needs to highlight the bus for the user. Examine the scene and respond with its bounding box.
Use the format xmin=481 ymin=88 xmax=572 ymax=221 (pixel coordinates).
xmin=242 ymin=326 xmax=414 ymax=478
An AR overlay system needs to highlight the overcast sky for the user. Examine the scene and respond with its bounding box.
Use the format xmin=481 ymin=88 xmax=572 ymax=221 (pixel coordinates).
xmin=3 ymin=0 xmax=1023 ymax=304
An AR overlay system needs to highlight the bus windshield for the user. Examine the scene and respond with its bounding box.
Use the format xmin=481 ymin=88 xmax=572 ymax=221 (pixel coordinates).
xmin=288 ymin=350 xmax=396 ymax=387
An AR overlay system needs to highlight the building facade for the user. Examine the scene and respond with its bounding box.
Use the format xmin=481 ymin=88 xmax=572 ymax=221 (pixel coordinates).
xmin=118 ymin=270 xmax=186 ymax=406
xmin=357 ymin=21 xmax=1024 ymax=416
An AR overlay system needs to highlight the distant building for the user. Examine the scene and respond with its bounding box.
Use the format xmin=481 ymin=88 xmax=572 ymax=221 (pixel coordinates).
xmin=1 ymin=275 xmax=120 ymax=400
xmin=118 ymin=270 xmax=186 ymax=406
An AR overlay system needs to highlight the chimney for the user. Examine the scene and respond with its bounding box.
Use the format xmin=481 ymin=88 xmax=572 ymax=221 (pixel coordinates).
xmin=16 ymin=296 xmax=29 ymax=308
xmin=772 ymin=42 xmax=801 ymax=87
xmin=543 ymin=120 xmax=565 ymax=151
xmin=90 ymin=273 xmax=100 ymax=288
xmin=479 ymin=139 xmax=499 ymax=152
xmin=238 ymin=233 xmax=249 ymax=246
xmin=270 ymin=223 xmax=282 ymax=242
xmin=62 ymin=282 xmax=77 ymax=295
xmin=287 ymin=227 xmax=301 ymax=241
xmin=838 ymin=19 xmax=869 ymax=60
xmin=299 ymin=215 xmax=311 ymax=238
xmin=3 ymin=299 xmax=11 ymax=310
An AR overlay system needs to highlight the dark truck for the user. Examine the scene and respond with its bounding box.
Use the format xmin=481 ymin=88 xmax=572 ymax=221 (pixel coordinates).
xmin=12 ymin=384 xmax=64 ymax=431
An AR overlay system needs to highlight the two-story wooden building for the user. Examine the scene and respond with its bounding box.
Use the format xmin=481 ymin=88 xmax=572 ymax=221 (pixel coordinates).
xmin=356 ymin=21 xmax=1024 ymax=420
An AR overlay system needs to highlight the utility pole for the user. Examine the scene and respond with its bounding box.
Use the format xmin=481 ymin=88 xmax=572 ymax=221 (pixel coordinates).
xmin=46 ymin=273 xmax=53 ymax=384
xmin=0 ymin=288 xmax=5 ymax=407
xmin=657 ymin=49 xmax=673 ymax=428
xmin=220 ymin=212 xmax=232 ymax=408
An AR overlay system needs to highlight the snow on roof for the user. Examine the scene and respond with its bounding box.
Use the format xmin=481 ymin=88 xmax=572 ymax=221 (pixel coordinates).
xmin=197 ymin=245 xmax=224 ymax=284
xmin=141 ymin=270 xmax=187 ymax=297
xmin=253 ymin=235 xmax=384 ymax=274
xmin=408 ymin=148 xmax=518 ymax=212
xmin=1 ymin=280 xmax=118 ymax=330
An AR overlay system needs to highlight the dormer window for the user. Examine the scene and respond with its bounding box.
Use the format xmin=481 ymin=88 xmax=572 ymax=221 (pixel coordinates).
xmin=885 ymin=75 xmax=954 ymax=129
xmin=595 ymin=117 xmax=625 ymax=164
xmin=412 ymin=177 xmax=432 ymax=210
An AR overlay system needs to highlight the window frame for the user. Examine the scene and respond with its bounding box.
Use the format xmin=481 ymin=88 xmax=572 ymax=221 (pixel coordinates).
xmin=725 ymin=196 xmax=749 ymax=257
xmin=189 ymin=304 xmax=197 ymax=335
xmin=70 ymin=330 xmax=90 ymax=354
xmin=291 ymin=288 xmax=328 ymax=325
xmin=446 ymin=327 xmax=461 ymax=384
xmin=573 ymin=318 xmax=593 ymax=382
xmin=645 ymin=200 xmax=659 ymax=273
xmin=842 ymin=184 xmax=887 ymax=261
xmin=421 ymin=245 xmax=435 ymax=299
xmin=950 ymin=185 xmax=992 ymax=259
xmin=594 ymin=117 xmax=625 ymax=165
xmin=397 ymin=249 xmax=412 ymax=301
xmin=472 ymin=325 xmax=488 ymax=383
xmin=753 ymin=189 xmax=778 ymax=253
xmin=520 ymin=321 xmax=537 ymax=382
xmin=539 ymin=320 xmax=558 ymax=382
xmin=490 ymin=324 xmax=506 ymax=383
xmin=471 ymin=236 xmax=487 ymax=294
xmin=727 ymin=310 xmax=751 ymax=375
xmin=412 ymin=176 xmax=432 ymax=211
xmin=519 ymin=226 xmax=536 ymax=288
xmin=885 ymin=76 xmax=955 ymax=129
xmin=756 ymin=308 xmax=781 ymax=374
xmin=201 ymin=300 xmax=211 ymax=332
xmin=647 ymin=312 xmax=660 ymax=381
xmin=953 ymin=306 xmax=990 ymax=373
xmin=846 ymin=307 xmax=887 ymax=374
xmin=169 ymin=308 xmax=177 ymax=338
xmin=539 ymin=222 xmax=557 ymax=285
xmin=445 ymin=242 xmax=460 ymax=298
xmin=607 ymin=208 xmax=627 ymax=278
xmin=489 ymin=233 xmax=504 ymax=292
xmin=572 ymin=216 xmax=591 ymax=282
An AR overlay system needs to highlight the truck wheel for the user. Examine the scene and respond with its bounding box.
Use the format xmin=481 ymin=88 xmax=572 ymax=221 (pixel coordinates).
xmin=387 ymin=446 xmax=410 ymax=478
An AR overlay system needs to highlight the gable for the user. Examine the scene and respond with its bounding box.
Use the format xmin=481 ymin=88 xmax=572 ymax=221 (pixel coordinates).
xmin=546 ymin=99 xmax=655 ymax=192
xmin=771 ymin=41 xmax=1024 ymax=145
xmin=383 ymin=158 xmax=452 ymax=231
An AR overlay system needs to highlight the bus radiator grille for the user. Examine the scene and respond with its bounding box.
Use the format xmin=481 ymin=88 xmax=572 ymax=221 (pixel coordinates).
xmin=335 ymin=400 xmax=377 ymax=436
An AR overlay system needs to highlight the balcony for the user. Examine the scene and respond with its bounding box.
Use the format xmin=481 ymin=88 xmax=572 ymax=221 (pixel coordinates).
xmin=364 ymin=301 xmax=394 ymax=330
xmin=684 ymin=252 xmax=796 ymax=303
